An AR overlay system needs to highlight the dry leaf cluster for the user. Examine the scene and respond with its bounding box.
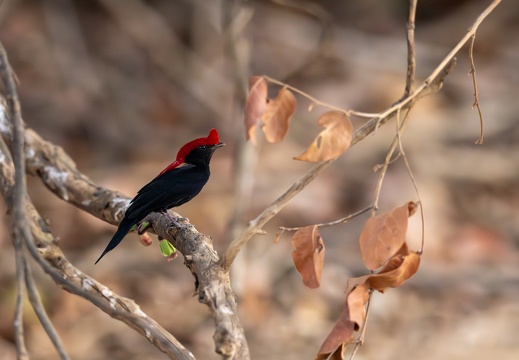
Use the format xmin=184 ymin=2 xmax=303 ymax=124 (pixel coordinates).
xmin=244 ymin=70 xmax=424 ymax=359
xmin=245 ymin=76 xmax=353 ymax=162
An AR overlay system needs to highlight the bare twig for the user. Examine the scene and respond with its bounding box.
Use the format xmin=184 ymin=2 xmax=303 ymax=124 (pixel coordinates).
xmin=403 ymin=0 xmax=417 ymax=97
xmin=348 ymin=291 xmax=373 ymax=360
xmin=221 ymin=0 xmax=500 ymax=272
xmin=12 ymin=236 xmax=28 ymax=360
xmin=263 ymin=75 xmax=379 ymax=118
xmin=279 ymin=205 xmax=372 ymax=231
xmin=394 ymin=109 xmax=425 ymax=253
xmin=469 ymin=34 xmax=485 ymax=144
xmin=0 ymin=39 xmax=30 ymax=360
xmin=24 ymin=261 xmax=70 ymax=360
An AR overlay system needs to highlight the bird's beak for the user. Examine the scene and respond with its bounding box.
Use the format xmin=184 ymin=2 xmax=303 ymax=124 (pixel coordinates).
xmin=214 ymin=142 xmax=225 ymax=148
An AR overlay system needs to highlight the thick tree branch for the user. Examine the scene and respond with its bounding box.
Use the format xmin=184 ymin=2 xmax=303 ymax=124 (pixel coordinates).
xmin=142 ymin=213 xmax=249 ymax=359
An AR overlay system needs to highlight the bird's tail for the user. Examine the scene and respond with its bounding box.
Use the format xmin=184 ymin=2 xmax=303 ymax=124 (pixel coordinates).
xmin=95 ymin=217 xmax=134 ymax=264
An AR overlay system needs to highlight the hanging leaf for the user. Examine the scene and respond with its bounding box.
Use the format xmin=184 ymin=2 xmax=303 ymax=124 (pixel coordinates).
xmin=346 ymin=250 xmax=421 ymax=295
xmin=368 ymin=251 xmax=421 ymax=292
xmin=359 ymin=201 xmax=417 ymax=270
xmin=316 ymin=282 xmax=370 ymax=359
xmin=244 ymin=76 xmax=268 ymax=145
xmin=294 ymin=111 xmax=353 ymax=162
xmin=261 ymin=88 xmax=296 ymax=143
xmin=291 ymin=225 xmax=325 ymax=289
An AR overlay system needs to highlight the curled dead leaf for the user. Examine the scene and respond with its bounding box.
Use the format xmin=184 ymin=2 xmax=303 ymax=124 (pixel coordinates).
xmin=359 ymin=201 xmax=417 ymax=270
xmin=346 ymin=250 xmax=421 ymax=294
xmin=244 ymin=76 xmax=268 ymax=145
xmin=261 ymin=88 xmax=296 ymax=143
xmin=369 ymin=251 xmax=421 ymax=292
xmin=294 ymin=111 xmax=353 ymax=162
xmin=316 ymin=282 xmax=370 ymax=359
xmin=291 ymin=225 xmax=325 ymax=289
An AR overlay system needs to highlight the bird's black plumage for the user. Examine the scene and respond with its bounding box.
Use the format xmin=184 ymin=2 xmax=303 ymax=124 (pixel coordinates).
xmin=95 ymin=130 xmax=223 ymax=264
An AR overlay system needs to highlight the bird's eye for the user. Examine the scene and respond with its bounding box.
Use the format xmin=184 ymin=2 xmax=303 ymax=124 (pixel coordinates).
xmin=199 ymin=145 xmax=208 ymax=150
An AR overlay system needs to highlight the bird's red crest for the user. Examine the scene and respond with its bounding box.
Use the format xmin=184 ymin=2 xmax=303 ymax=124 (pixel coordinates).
xmin=158 ymin=129 xmax=220 ymax=176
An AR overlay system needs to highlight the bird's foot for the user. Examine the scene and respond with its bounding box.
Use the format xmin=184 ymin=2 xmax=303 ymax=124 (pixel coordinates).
xmin=131 ymin=221 xmax=153 ymax=246
xmin=136 ymin=221 xmax=151 ymax=235
xmin=139 ymin=232 xmax=153 ymax=246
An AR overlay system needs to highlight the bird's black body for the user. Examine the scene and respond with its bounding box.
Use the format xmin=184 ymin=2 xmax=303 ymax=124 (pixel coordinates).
xmin=95 ymin=130 xmax=223 ymax=264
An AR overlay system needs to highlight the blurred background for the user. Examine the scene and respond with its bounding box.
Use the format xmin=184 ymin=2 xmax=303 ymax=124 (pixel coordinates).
xmin=0 ymin=0 xmax=518 ymax=359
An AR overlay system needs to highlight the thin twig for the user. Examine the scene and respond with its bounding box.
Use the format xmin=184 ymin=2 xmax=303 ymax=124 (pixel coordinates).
xmin=403 ymin=0 xmax=417 ymax=97
xmin=0 ymin=39 xmax=30 ymax=360
xmin=263 ymin=75 xmax=379 ymax=118
xmin=469 ymin=34 xmax=485 ymax=144
xmin=279 ymin=205 xmax=372 ymax=231
xmin=394 ymin=109 xmax=425 ymax=253
xmin=348 ymin=291 xmax=373 ymax=360
xmin=12 ymin=241 xmax=28 ymax=360
xmin=371 ymin=123 xmax=400 ymax=215
xmin=24 ymin=261 xmax=70 ymax=360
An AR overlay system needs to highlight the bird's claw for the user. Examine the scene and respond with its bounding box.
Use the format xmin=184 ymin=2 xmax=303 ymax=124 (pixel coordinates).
xmin=139 ymin=232 xmax=153 ymax=246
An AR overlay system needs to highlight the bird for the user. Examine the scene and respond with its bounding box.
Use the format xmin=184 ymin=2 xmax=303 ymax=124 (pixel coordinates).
xmin=95 ymin=128 xmax=224 ymax=264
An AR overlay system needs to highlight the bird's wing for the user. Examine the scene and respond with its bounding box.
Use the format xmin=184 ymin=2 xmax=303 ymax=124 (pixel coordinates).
xmin=125 ymin=165 xmax=203 ymax=221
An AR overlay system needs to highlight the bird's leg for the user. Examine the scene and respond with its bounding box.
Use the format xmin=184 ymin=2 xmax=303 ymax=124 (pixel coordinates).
xmin=130 ymin=222 xmax=153 ymax=246
xmin=139 ymin=232 xmax=153 ymax=246
xmin=136 ymin=221 xmax=151 ymax=235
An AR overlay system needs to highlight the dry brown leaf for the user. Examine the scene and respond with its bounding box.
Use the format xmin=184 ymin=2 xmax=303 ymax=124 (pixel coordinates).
xmin=316 ymin=343 xmax=345 ymax=360
xmin=294 ymin=111 xmax=353 ymax=162
xmin=359 ymin=201 xmax=417 ymax=270
xmin=316 ymin=282 xmax=370 ymax=359
xmin=369 ymin=251 xmax=421 ymax=292
xmin=291 ymin=225 xmax=325 ymax=289
xmin=261 ymin=88 xmax=296 ymax=143
xmin=347 ymin=250 xmax=421 ymax=294
xmin=244 ymin=76 xmax=268 ymax=145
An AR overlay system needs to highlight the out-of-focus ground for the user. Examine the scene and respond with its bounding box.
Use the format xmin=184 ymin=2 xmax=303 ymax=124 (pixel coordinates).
xmin=0 ymin=0 xmax=518 ymax=359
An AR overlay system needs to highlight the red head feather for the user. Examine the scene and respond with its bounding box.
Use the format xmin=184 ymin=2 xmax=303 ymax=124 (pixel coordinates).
xmin=158 ymin=129 xmax=220 ymax=176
